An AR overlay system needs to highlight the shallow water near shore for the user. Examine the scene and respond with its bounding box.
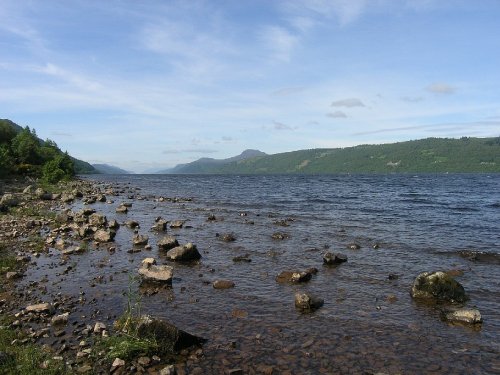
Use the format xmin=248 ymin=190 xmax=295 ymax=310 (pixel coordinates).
xmin=20 ymin=174 xmax=500 ymax=373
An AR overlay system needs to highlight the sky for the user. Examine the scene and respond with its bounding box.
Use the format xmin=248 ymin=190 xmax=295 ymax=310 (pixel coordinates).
xmin=1 ymin=0 xmax=499 ymax=172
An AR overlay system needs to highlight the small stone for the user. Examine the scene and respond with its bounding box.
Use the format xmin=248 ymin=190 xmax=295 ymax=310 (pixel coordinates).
xmin=137 ymin=356 xmax=151 ymax=366
xmin=323 ymin=252 xmax=348 ymax=265
xmin=213 ymin=280 xmax=235 ymax=289
xmin=347 ymin=243 xmax=361 ymax=250
xmin=160 ymin=365 xmax=177 ymax=375
xmin=294 ymin=292 xmax=324 ymax=312
xmin=93 ymin=322 xmax=106 ymax=334
xmin=51 ymin=312 xmax=69 ymax=326
xmin=26 ymin=303 xmax=53 ymax=314
xmin=442 ymin=308 xmax=482 ymax=325
xmin=158 ymin=236 xmax=179 ymax=251
xmin=111 ymin=358 xmax=125 ymax=371
xmin=132 ymin=234 xmax=149 ymax=246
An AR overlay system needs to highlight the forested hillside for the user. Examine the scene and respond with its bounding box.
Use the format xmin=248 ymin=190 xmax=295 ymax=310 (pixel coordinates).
xmin=0 ymin=119 xmax=97 ymax=182
xmin=212 ymin=137 xmax=500 ymax=174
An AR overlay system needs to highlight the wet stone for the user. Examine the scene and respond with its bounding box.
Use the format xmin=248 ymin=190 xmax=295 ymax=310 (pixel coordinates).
xmin=323 ymin=252 xmax=348 ymax=265
xmin=158 ymin=236 xmax=179 ymax=251
xmin=295 ymin=292 xmax=324 ymax=312
xmin=213 ymin=280 xmax=235 ymax=289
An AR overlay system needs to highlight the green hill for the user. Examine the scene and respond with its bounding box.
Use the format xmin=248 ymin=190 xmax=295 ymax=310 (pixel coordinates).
xmin=1 ymin=119 xmax=98 ymax=180
xmin=206 ymin=137 xmax=500 ymax=174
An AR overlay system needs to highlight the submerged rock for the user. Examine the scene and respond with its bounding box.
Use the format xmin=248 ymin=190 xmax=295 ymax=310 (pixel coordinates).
xmin=295 ymin=292 xmax=324 ymax=312
xmin=442 ymin=308 xmax=482 ymax=325
xmin=166 ymin=243 xmax=201 ymax=262
xmin=323 ymin=252 xmax=348 ymax=265
xmin=276 ymin=270 xmax=313 ymax=284
xmin=213 ymin=280 xmax=235 ymax=289
xmin=138 ymin=258 xmax=173 ymax=283
xmin=410 ymin=271 xmax=468 ymax=303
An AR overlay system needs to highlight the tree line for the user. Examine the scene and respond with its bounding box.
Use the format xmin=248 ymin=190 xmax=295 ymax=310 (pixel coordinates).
xmin=0 ymin=120 xmax=74 ymax=183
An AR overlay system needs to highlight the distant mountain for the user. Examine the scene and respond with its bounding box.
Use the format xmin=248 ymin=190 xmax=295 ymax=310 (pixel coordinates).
xmin=213 ymin=137 xmax=500 ymax=174
xmin=159 ymin=137 xmax=500 ymax=174
xmin=158 ymin=149 xmax=267 ymax=174
xmin=92 ymin=164 xmax=132 ymax=174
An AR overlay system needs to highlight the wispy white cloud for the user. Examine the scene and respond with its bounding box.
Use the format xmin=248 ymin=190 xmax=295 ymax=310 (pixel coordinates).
xmin=260 ymin=26 xmax=298 ymax=62
xmin=283 ymin=0 xmax=369 ymax=27
xmin=401 ymin=96 xmax=424 ymax=102
xmin=426 ymin=83 xmax=456 ymax=94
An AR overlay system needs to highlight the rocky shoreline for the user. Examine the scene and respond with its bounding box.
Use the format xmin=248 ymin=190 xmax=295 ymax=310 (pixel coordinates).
xmin=0 ymin=177 xmax=489 ymax=374
xmin=0 ymin=178 xmax=208 ymax=374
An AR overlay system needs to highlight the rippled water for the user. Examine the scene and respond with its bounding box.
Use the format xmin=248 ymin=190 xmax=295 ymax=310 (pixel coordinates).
xmin=24 ymin=174 xmax=500 ymax=373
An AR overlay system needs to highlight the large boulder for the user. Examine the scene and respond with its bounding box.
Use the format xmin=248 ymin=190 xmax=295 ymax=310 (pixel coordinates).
xmin=138 ymin=258 xmax=173 ymax=284
xmin=166 ymin=243 xmax=201 ymax=262
xmin=137 ymin=316 xmax=206 ymax=352
xmin=410 ymin=271 xmax=468 ymax=303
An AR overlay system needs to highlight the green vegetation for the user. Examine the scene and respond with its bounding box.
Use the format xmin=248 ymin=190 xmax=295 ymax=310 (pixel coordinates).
xmin=0 ymin=327 xmax=67 ymax=375
xmin=208 ymin=137 xmax=500 ymax=174
xmin=95 ymin=275 xmax=161 ymax=361
xmin=0 ymin=119 xmax=97 ymax=180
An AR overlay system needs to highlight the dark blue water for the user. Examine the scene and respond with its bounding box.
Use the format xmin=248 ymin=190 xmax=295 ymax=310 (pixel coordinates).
xmin=28 ymin=174 xmax=500 ymax=373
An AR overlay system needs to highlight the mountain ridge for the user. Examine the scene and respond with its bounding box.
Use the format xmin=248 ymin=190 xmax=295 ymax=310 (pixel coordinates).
xmin=159 ymin=137 xmax=500 ymax=174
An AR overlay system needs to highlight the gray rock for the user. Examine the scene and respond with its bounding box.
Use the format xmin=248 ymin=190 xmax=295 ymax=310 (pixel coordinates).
xmin=151 ymin=219 xmax=168 ymax=232
xmin=158 ymin=236 xmax=179 ymax=251
xmin=323 ymin=252 xmax=348 ymax=265
xmin=160 ymin=365 xmax=177 ymax=375
xmin=442 ymin=308 xmax=482 ymax=325
xmin=116 ymin=204 xmax=128 ymax=213
xmin=410 ymin=271 xmax=468 ymax=303
xmin=213 ymin=280 xmax=235 ymax=289
xmin=169 ymin=220 xmax=185 ymax=229
xmin=88 ymin=213 xmax=107 ymax=227
xmin=138 ymin=258 xmax=173 ymax=283
xmin=26 ymin=303 xmax=54 ymax=314
xmin=108 ymin=219 xmax=120 ymax=229
xmin=51 ymin=312 xmax=69 ymax=326
xmin=295 ymin=292 xmax=324 ymax=312
xmin=166 ymin=243 xmax=201 ymax=262
xmin=276 ymin=270 xmax=313 ymax=284
xmin=125 ymin=220 xmax=139 ymax=229
xmin=0 ymin=193 xmax=19 ymax=207
xmin=93 ymin=229 xmax=115 ymax=243
xmin=136 ymin=316 xmax=206 ymax=352
xmin=133 ymin=234 xmax=149 ymax=246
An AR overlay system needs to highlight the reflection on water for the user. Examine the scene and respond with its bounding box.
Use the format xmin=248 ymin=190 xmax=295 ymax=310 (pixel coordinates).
xmin=21 ymin=174 xmax=500 ymax=374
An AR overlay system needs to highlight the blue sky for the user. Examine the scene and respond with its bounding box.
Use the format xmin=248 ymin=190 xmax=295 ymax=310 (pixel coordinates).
xmin=1 ymin=0 xmax=499 ymax=172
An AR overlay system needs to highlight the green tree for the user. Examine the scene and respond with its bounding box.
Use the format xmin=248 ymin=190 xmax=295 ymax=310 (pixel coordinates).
xmin=11 ymin=126 xmax=41 ymax=165
xmin=41 ymin=152 xmax=74 ymax=184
